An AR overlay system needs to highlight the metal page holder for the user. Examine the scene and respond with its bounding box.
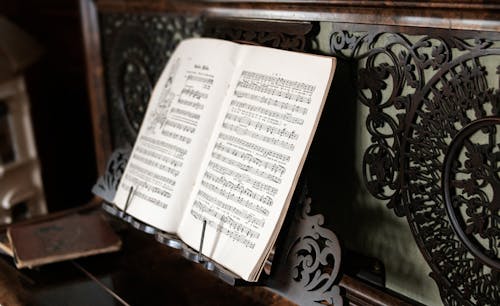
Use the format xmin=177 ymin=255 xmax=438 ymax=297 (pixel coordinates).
xmin=100 ymin=197 xmax=257 ymax=286
xmin=93 ymin=148 xmax=343 ymax=304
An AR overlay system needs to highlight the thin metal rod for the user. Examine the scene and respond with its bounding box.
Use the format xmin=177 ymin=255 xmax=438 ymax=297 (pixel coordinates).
xmin=72 ymin=261 xmax=131 ymax=306
xmin=198 ymin=220 xmax=207 ymax=260
xmin=123 ymin=186 xmax=134 ymax=213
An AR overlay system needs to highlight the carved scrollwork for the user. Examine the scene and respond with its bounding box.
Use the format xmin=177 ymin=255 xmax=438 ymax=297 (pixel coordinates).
xmin=92 ymin=147 xmax=131 ymax=202
xmin=330 ymin=27 xmax=500 ymax=304
xmin=101 ymin=13 xmax=203 ymax=148
xmin=342 ymin=31 xmax=413 ymax=216
xmin=204 ymin=19 xmax=317 ymax=52
xmin=268 ymin=185 xmax=342 ymax=305
xmin=444 ymin=118 xmax=500 ymax=268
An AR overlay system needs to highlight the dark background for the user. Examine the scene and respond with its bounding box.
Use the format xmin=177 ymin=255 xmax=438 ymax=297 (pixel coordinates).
xmin=1 ymin=0 xmax=97 ymax=212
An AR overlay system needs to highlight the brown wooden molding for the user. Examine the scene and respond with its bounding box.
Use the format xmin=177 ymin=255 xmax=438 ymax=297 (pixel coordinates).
xmin=196 ymin=0 xmax=500 ymax=11
xmin=94 ymin=0 xmax=500 ymax=32
xmin=96 ymin=0 xmax=500 ymax=11
xmin=80 ymin=0 xmax=113 ymax=175
xmin=340 ymin=275 xmax=416 ymax=306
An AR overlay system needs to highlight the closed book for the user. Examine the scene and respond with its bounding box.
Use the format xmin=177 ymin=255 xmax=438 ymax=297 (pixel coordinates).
xmin=7 ymin=211 xmax=121 ymax=268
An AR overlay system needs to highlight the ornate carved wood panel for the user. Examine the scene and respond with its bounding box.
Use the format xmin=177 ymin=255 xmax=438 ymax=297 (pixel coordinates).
xmin=203 ymin=18 xmax=318 ymax=52
xmin=267 ymin=183 xmax=342 ymax=306
xmin=329 ymin=24 xmax=500 ymax=305
xmin=100 ymin=13 xmax=203 ymax=148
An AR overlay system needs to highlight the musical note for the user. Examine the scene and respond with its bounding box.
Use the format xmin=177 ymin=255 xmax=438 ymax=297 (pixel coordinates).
xmin=127 ymin=162 xmax=178 ymax=184
xmin=213 ymin=142 xmax=286 ymax=177
xmin=135 ymin=188 xmax=168 ymax=209
xmin=190 ymin=209 xmax=256 ymax=249
xmin=233 ymin=90 xmax=308 ymax=115
xmin=229 ymin=100 xmax=305 ymax=125
xmin=178 ymin=98 xmax=204 ymax=110
xmin=221 ymin=122 xmax=295 ymax=151
xmin=200 ymin=179 xmax=270 ymax=216
xmin=207 ymin=161 xmax=278 ymax=196
xmin=163 ymin=119 xmax=196 ymax=134
xmin=192 ymin=200 xmax=260 ymax=238
xmin=161 ymin=129 xmax=192 ymax=144
xmin=240 ymin=71 xmax=316 ymax=93
xmin=211 ymin=150 xmax=281 ymax=185
xmin=218 ymin=133 xmax=291 ymax=163
xmin=180 ymin=88 xmax=208 ymax=100
xmin=140 ymin=135 xmax=187 ymax=159
xmin=236 ymin=70 xmax=315 ymax=104
xmin=197 ymin=190 xmax=266 ymax=228
xmin=170 ymin=107 xmax=201 ymax=120
xmin=224 ymin=113 xmax=299 ymax=140
xmin=134 ymin=147 xmax=183 ymax=168
xmin=186 ymin=74 xmax=214 ymax=85
xmin=202 ymin=169 xmax=275 ymax=209
xmin=120 ymin=181 xmax=169 ymax=209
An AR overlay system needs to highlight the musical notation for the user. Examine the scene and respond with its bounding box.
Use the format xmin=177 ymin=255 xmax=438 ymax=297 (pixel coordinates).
xmin=190 ymin=209 xmax=256 ymax=249
xmin=134 ymin=190 xmax=167 ymax=208
xmin=200 ymin=179 xmax=270 ymax=216
xmin=225 ymin=113 xmax=299 ymax=140
xmin=170 ymin=107 xmax=201 ymax=120
xmin=198 ymin=190 xmax=266 ymax=228
xmin=107 ymin=37 xmax=337 ymax=275
xmin=208 ymin=160 xmax=278 ymax=196
xmin=128 ymin=162 xmax=178 ymax=185
xmin=161 ymin=129 xmax=192 ymax=144
xmin=178 ymin=98 xmax=205 ymax=110
xmin=214 ymin=142 xmax=286 ymax=177
xmin=121 ymin=174 xmax=147 ymax=190
xmin=131 ymin=153 xmax=181 ymax=179
xmin=135 ymin=147 xmax=183 ymax=168
xmin=211 ymin=150 xmax=281 ymax=184
xmin=194 ymin=198 xmax=262 ymax=237
xmin=203 ymin=170 xmax=273 ymax=207
xmin=233 ymin=90 xmax=308 ymax=115
xmin=140 ymin=135 xmax=187 ymax=159
xmin=230 ymin=99 xmax=304 ymax=125
xmin=236 ymin=71 xmax=315 ymax=104
xmin=180 ymin=88 xmax=208 ymax=100
xmin=187 ymin=74 xmax=214 ymax=85
xmin=192 ymin=200 xmax=261 ymax=239
xmin=240 ymin=71 xmax=316 ymax=94
xmin=120 ymin=179 xmax=170 ymax=207
xmin=222 ymin=122 xmax=295 ymax=151
xmin=236 ymin=80 xmax=311 ymax=104
xmin=163 ymin=119 xmax=195 ymax=134
xmin=218 ymin=133 xmax=290 ymax=163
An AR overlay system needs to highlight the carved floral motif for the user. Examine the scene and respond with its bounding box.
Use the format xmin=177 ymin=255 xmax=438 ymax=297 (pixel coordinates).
xmin=92 ymin=147 xmax=131 ymax=202
xmin=204 ymin=19 xmax=316 ymax=52
xmin=268 ymin=185 xmax=342 ymax=305
xmin=330 ymin=28 xmax=500 ymax=304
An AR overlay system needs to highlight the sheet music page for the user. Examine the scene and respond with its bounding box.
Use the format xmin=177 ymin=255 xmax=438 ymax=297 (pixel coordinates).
xmin=113 ymin=38 xmax=240 ymax=232
xmin=178 ymin=45 xmax=335 ymax=280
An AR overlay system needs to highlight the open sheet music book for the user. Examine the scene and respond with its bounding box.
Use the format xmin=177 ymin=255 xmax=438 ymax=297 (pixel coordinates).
xmin=111 ymin=38 xmax=336 ymax=282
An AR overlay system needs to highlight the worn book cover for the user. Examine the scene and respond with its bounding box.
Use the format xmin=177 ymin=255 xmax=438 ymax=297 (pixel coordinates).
xmin=7 ymin=211 xmax=121 ymax=268
xmin=0 ymin=230 xmax=13 ymax=257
